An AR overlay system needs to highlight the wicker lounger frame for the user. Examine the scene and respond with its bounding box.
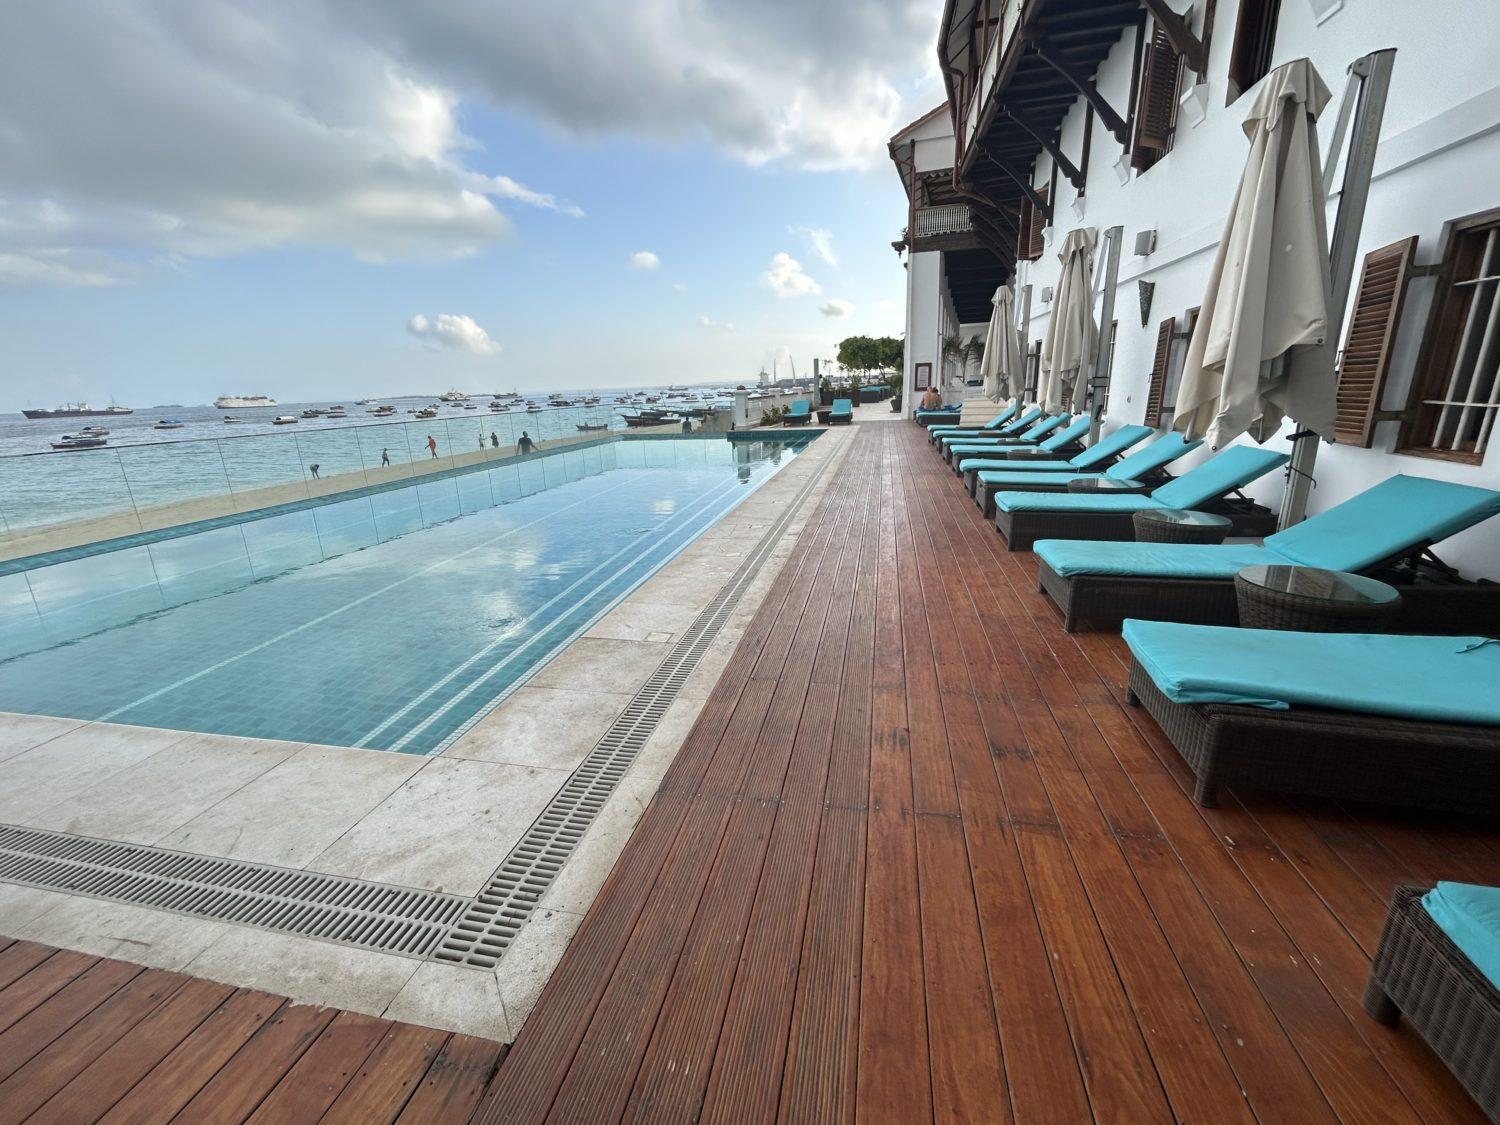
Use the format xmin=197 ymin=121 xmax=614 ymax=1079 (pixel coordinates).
xmin=995 ymin=495 xmax=1276 ymax=552
xmin=1363 ymin=885 xmax=1500 ymax=1121
xmin=1125 ymin=658 xmax=1500 ymax=812
xmin=943 ymin=438 xmax=1079 ymax=468
xmin=1037 ymin=547 xmax=1500 ymax=635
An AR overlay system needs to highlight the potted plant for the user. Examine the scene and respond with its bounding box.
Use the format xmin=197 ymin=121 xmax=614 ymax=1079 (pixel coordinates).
xmin=887 ymin=371 xmax=904 ymax=412
xmin=819 ymin=376 xmax=834 ymax=406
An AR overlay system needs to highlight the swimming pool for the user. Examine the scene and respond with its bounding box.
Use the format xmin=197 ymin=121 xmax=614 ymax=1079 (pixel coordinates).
xmin=0 ymin=434 xmax=815 ymax=755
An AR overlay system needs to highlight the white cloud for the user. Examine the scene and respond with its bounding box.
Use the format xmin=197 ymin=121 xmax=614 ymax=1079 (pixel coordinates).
xmin=484 ymin=175 xmax=585 ymax=218
xmin=763 ymin=252 xmax=820 ymax=299
xmin=820 ymin=298 xmax=854 ymax=318
xmin=629 ymin=250 xmax=661 ymax=270
xmin=696 ymin=314 xmax=734 ymax=331
xmin=407 ymin=312 xmax=500 ymax=354
xmin=791 ymin=225 xmax=837 ymax=267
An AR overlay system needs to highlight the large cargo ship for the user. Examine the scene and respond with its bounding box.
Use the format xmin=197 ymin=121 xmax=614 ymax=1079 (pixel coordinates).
xmin=21 ymin=402 xmax=133 ymax=419
xmin=214 ymin=394 xmax=277 ymax=409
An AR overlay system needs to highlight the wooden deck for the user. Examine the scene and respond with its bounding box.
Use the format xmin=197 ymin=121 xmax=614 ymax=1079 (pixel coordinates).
xmin=0 ymin=937 xmax=505 ymax=1122
xmin=476 ymin=419 xmax=1500 ymax=1124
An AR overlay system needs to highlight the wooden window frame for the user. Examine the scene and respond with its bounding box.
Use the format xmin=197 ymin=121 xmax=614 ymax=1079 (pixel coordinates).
xmin=1143 ymin=317 xmax=1175 ymax=427
xmin=1333 ymin=236 xmax=1419 ymax=447
xmin=1131 ymin=17 xmax=1184 ymax=173
xmin=1226 ymin=0 xmax=1282 ymax=104
xmin=1397 ymin=208 xmax=1500 ymax=464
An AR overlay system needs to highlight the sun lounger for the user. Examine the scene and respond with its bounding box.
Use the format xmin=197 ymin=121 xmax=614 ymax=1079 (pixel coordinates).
xmin=946 ymin=414 xmax=1089 ymax=472
xmin=1364 ymin=884 xmax=1500 ymax=1121
xmin=915 ymin=406 xmax=961 ymax=426
xmin=993 ymin=445 xmax=1288 ymax=551
xmin=969 ymin=432 xmax=1199 ymax=517
xmin=783 ymin=399 xmax=811 ymax=425
xmin=1124 ymin=620 xmax=1500 ymax=810
xmin=1035 ymin=474 xmax=1500 ymax=630
xmin=929 ymin=403 xmax=1028 ymax=444
xmin=941 ymin=412 xmax=1069 ymax=464
xmin=828 ymin=397 xmax=853 ymax=425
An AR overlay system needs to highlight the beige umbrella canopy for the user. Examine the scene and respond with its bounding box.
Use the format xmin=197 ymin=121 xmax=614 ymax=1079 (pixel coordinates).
xmin=1174 ymin=58 xmax=1335 ymax=450
xmin=979 ymin=284 xmax=1022 ymax=402
xmin=1039 ymin=228 xmax=1097 ymax=413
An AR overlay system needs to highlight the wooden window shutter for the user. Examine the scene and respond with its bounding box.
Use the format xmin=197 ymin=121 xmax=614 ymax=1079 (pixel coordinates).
xmin=1334 ymin=236 xmax=1419 ymax=447
xmin=1132 ymin=20 xmax=1182 ymax=163
xmin=1143 ymin=316 xmax=1175 ymax=427
xmin=1028 ymin=186 xmax=1048 ymax=259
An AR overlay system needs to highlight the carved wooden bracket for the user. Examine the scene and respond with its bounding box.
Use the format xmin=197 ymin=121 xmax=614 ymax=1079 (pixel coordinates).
xmin=1139 ymin=0 xmax=1207 ymax=76
xmin=1032 ymin=38 xmax=1130 ymax=147
xmin=1000 ymin=103 xmax=1086 ymax=191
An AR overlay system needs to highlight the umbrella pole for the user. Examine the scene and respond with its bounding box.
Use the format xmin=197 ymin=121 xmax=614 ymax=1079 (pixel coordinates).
xmin=1089 ymin=226 xmax=1124 ymax=441
xmin=1017 ymin=283 xmax=1034 ymax=403
xmin=1279 ymin=48 xmax=1396 ymax=527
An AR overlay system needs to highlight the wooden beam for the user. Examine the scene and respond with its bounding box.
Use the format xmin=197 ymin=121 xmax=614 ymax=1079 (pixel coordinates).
xmin=1033 ymin=37 xmax=1130 ymax=146
xmin=999 ymin=103 xmax=1085 ymax=191
xmin=977 ymin=148 xmax=1052 ymax=222
xmin=1138 ymin=0 xmax=1206 ymax=75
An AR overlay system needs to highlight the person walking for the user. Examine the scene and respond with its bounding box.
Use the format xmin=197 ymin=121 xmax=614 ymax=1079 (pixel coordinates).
xmin=427 ymin=434 xmax=438 ymax=458
xmin=681 ymin=415 xmax=693 ymax=433
xmin=479 ymin=434 xmax=486 ymax=452
xmin=490 ymin=431 xmax=499 ymax=448
xmin=517 ymin=431 xmax=534 ymax=455
xmin=309 ymin=463 xmax=320 ymax=479
xmin=381 ymin=448 xmax=390 ymax=467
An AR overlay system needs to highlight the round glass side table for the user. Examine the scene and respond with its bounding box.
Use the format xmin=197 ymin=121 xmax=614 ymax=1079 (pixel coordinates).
xmin=1066 ymin=477 xmax=1149 ymax=495
xmin=1234 ymin=565 xmax=1402 ymax=632
xmin=1133 ymin=507 xmax=1233 ymax=544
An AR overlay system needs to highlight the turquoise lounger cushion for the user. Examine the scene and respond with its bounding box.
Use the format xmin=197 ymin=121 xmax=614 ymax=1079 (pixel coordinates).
xmin=787 ymin=399 xmax=811 ymax=415
xmin=1422 ymin=883 xmax=1500 ymax=992
xmin=1150 ymin=446 xmax=1289 ymax=508
xmin=1106 ymin=433 xmax=1203 ymax=480
xmin=1070 ymin=425 xmax=1154 ymax=470
xmin=1036 ymin=541 xmax=1280 ymax=579
xmin=928 ymin=404 xmax=1017 ymax=436
xmin=964 ymin=460 xmax=1078 ymax=474
xmin=1018 ymin=413 xmax=1068 ymax=441
xmin=972 ymin=471 xmax=1105 ymax=487
xmin=995 ymin=492 xmax=1161 ymax=514
xmin=998 ymin=407 xmax=1044 ymax=434
xmin=1037 ymin=416 xmax=1092 ymax=451
xmin=1264 ymin=474 xmax=1500 ymax=572
xmin=831 ymin=398 xmax=853 ymax=415
xmin=1123 ymin=620 xmax=1500 ymax=723
xmin=942 ymin=413 xmax=1066 ymax=448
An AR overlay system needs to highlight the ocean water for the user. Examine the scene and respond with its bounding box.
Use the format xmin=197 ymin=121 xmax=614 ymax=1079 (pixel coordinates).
xmin=0 ymin=388 xmax=732 ymax=535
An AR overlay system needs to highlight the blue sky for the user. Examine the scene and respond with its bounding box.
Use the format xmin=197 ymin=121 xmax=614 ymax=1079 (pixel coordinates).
xmin=0 ymin=1 xmax=941 ymax=410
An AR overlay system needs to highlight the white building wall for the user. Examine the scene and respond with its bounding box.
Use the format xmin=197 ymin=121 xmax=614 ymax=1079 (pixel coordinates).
xmin=1012 ymin=0 xmax=1500 ymax=572
xmin=904 ymin=250 xmax=944 ymax=416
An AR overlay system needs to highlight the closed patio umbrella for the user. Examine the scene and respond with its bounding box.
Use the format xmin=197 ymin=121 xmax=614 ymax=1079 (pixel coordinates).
xmin=1039 ymin=228 xmax=1097 ymax=414
xmin=1174 ymin=58 xmax=1335 ymax=450
xmin=979 ymin=284 xmax=1022 ymax=402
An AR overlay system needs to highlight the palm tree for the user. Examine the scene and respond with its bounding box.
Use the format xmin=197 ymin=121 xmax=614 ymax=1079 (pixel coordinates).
xmin=941 ymin=331 xmax=968 ymax=392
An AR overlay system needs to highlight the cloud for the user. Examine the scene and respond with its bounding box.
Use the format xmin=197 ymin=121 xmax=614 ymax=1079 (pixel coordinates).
xmin=820 ymin=298 xmax=854 ymax=318
xmin=336 ymin=1 xmax=940 ymax=172
xmin=791 ymin=226 xmax=837 ymax=267
xmin=629 ymin=250 xmax=660 ymax=270
xmin=763 ymin=252 xmax=820 ymax=299
xmin=696 ymin=314 xmax=734 ymax=331
xmin=407 ymin=313 xmax=500 ymax=354
xmin=484 ymin=175 xmax=585 ymax=218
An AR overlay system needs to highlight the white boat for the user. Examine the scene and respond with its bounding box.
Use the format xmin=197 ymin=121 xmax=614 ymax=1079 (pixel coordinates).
xmin=77 ymin=425 xmax=110 ymax=436
xmin=215 ymin=394 xmax=276 ymax=409
xmin=222 ymin=416 xmax=246 ymax=424
xmin=154 ymin=418 xmax=185 ymax=429
xmin=271 ymin=415 xmax=299 ymax=425
xmin=355 ymin=398 xmax=378 ymax=405
xmin=51 ymin=433 xmax=109 ymax=450
xmin=526 ymin=402 xmax=542 ymax=412
xmin=439 ymin=389 xmax=469 ymax=402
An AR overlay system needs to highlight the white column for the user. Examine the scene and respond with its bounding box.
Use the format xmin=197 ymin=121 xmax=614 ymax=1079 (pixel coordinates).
xmin=904 ymin=249 xmax=943 ymax=417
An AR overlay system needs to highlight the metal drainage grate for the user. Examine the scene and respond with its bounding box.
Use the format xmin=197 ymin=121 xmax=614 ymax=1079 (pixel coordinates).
xmin=0 ymin=823 xmax=469 ymax=959
xmin=432 ymin=445 xmax=835 ymax=968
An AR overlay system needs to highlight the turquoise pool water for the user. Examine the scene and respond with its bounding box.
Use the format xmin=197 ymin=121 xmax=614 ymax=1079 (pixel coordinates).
xmin=0 ymin=435 xmax=813 ymax=755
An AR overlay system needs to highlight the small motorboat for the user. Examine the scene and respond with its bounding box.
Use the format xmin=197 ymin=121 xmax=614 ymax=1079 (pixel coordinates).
xmin=526 ymin=402 xmax=542 ymax=412
xmin=154 ymin=418 xmax=185 ymax=429
xmin=415 ymin=408 xmax=438 ymax=419
xmin=77 ymin=425 xmax=110 ymax=436
xmin=222 ymin=415 xmax=246 ymax=424
xmin=272 ymin=415 xmax=299 ymax=425
xmin=576 ymin=422 xmax=609 ymax=432
xmin=301 ymin=409 xmax=322 ymax=418
xmin=51 ymin=433 xmax=109 ymax=450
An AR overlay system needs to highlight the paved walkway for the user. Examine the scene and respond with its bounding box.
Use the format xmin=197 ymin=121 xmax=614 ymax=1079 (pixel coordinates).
xmin=475 ymin=418 xmax=1499 ymax=1123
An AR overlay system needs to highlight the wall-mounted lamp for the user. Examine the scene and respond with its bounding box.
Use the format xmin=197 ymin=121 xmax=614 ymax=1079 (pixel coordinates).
xmin=1137 ymin=280 xmax=1155 ymax=326
xmin=1133 ymin=229 xmax=1157 ymax=256
xmin=1113 ymin=152 xmax=1132 ymax=186
xmin=1040 ymin=286 xmax=1054 ymax=304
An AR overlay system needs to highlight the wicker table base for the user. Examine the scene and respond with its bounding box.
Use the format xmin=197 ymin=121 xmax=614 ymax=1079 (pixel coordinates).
xmin=1234 ymin=565 xmax=1403 ymax=632
xmin=1133 ymin=508 xmax=1232 ymax=543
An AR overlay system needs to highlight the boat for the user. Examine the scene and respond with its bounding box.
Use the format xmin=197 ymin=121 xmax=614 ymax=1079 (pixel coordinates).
xmin=576 ymin=422 xmax=610 ymax=431
xmin=369 ymin=405 xmax=395 ymax=416
xmin=463 ymin=404 xmax=478 ymax=410
xmin=23 ymin=402 xmax=133 ymax=419
xmin=272 ymin=415 xmax=299 ymax=425
xmin=77 ymin=425 xmax=110 ymax=436
xmin=214 ymin=394 xmax=276 ymax=409
xmin=439 ymin=390 xmax=469 ymax=402
xmin=526 ymin=402 xmax=542 ymax=412
xmin=222 ymin=416 xmax=246 ymax=424
xmin=154 ymin=418 xmax=185 ymax=429
xmin=50 ymin=433 xmax=109 ymax=450
xmin=301 ymin=409 xmax=321 ymax=418
xmin=622 ymin=411 xmax=681 ymax=427
xmin=414 ymin=408 xmax=438 ymax=419
xmin=355 ymin=398 xmax=377 ymax=405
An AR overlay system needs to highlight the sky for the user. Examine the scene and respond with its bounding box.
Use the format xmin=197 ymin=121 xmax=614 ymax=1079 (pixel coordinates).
xmin=0 ymin=0 xmax=945 ymax=410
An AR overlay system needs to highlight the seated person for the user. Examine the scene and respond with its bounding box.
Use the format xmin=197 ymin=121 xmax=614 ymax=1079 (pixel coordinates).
xmin=919 ymin=385 xmax=943 ymax=411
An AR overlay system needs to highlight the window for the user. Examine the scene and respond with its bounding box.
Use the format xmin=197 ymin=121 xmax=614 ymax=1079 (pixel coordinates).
xmin=1399 ymin=211 xmax=1500 ymax=462
xmin=1131 ymin=18 xmax=1183 ymax=171
xmin=1143 ymin=317 xmax=1175 ymax=426
xmin=1226 ymin=0 xmax=1281 ymax=103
